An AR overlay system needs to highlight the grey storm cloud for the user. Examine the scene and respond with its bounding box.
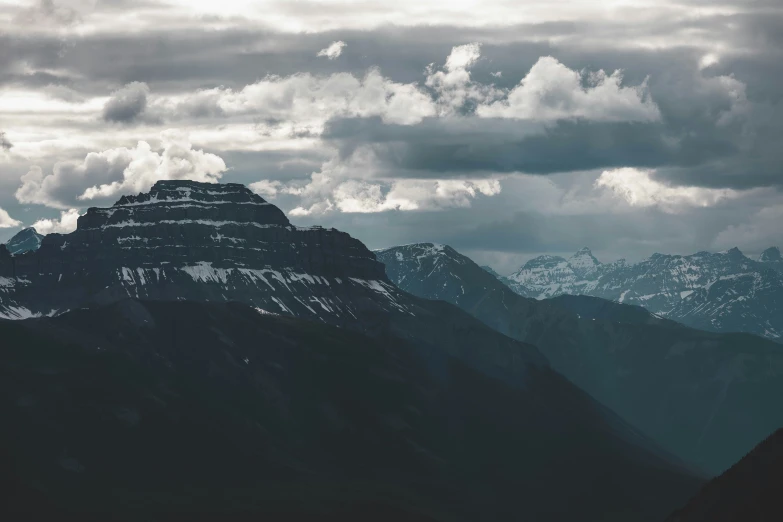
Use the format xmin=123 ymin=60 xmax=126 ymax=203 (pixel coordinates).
xmin=102 ymin=82 xmax=151 ymax=123
xmin=0 ymin=131 xmax=11 ymax=151
xmin=2 ymin=0 xmax=783 ymax=263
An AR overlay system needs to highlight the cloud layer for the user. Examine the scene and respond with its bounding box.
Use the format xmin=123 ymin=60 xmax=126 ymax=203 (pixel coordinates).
xmin=1 ymin=0 xmax=782 ymax=264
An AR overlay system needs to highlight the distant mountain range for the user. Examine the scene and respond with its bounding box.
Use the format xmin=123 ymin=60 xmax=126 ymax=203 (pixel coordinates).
xmin=0 ymin=181 xmax=706 ymax=520
xmin=377 ymin=243 xmax=783 ymax=474
xmin=497 ymin=246 xmax=783 ymax=341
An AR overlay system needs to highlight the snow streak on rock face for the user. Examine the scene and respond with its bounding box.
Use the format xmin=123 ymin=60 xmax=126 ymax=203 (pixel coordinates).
xmin=502 ymin=246 xmax=783 ymax=340
xmin=0 ymin=180 xmax=411 ymax=324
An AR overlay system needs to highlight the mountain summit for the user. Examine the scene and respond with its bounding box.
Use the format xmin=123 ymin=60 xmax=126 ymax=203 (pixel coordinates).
xmin=4 ymin=227 xmax=43 ymax=256
xmin=0 ymin=180 xmax=402 ymax=323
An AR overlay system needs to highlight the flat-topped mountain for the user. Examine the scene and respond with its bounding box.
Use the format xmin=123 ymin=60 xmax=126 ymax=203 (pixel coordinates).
xmin=499 ymin=246 xmax=783 ymax=341
xmin=0 ymin=180 xmax=398 ymax=325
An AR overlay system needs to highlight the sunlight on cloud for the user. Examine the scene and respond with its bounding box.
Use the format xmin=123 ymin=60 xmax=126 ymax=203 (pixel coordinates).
xmin=15 ymin=132 xmax=226 ymax=209
xmin=31 ymin=208 xmax=81 ymax=235
xmin=317 ymin=41 xmax=346 ymax=59
xmin=595 ymin=167 xmax=738 ymax=212
xmin=477 ymin=57 xmax=660 ymax=122
xmin=0 ymin=207 xmax=21 ymax=228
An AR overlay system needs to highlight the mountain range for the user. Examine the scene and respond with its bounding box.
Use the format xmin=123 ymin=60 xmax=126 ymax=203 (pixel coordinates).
xmin=498 ymin=246 xmax=783 ymax=341
xmin=377 ymin=243 xmax=783 ymax=475
xmin=0 ymin=181 xmax=706 ymax=520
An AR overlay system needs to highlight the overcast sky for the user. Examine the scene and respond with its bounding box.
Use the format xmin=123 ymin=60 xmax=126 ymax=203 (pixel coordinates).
xmin=1 ymin=0 xmax=782 ymax=273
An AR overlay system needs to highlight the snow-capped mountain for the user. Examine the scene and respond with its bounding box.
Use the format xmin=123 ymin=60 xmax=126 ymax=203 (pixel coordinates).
xmin=502 ymin=246 xmax=783 ymax=341
xmin=0 ymin=180 xmax=551 ymax=391
xmin=0 ymin=182 xmax=707 ymax=520
xmin=4 ymin=227 xmax=43 ymax=256
xmin=377 ymin=242 xmax=783 ymax=474
xmin=0 ymin=180 xmax=411 ymax=325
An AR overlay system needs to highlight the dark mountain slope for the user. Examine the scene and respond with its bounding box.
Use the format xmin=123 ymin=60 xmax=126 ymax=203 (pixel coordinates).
xmin=0 ymin=300 xmax=701 ymax=521
xmin=377 ymin=243 xmax=783 ymax=474
xmin=667 ymin=428 xmax=783 ymax=522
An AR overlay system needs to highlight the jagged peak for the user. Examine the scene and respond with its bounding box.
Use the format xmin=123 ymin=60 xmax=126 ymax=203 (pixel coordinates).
xmin=759 ymin=247 xmax=782 ymax=262
xmin=568 ymin=247 xmax=601 ymax=269
xmin=718 ymin=247 xmax=747 ymax=259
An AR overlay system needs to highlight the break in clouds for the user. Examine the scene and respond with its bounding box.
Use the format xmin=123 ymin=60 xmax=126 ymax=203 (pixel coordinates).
xmin=0 ymin=0 xmax=782 ymax=270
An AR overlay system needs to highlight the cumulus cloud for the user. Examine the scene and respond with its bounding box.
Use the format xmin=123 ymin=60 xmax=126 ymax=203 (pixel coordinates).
xmin=31 ymin=208 xmax=81 ymax=235
xmin=102 ymin=82 xmax=150 ymax=123
xmin=477 ymin=57 xmax=660 ymax=122
xmin=424 ymin=43 xmax=497 ymax=115
xmin=317 ymin=41 xmax=346 ymax=60
xmin=249 ymin=179 xmax=283 ymax=198
xmin=16 ymin=132 xmax=226 ymax=208
xmin=594 ymin=167 xmax=739 ymax=212
xmin=275 ymin=164 xmax=502 ymax=216
xmin=161 ymin=69 xmax=436 ymax=126
xmin=0 ymin=207 xmax=22 ymax=229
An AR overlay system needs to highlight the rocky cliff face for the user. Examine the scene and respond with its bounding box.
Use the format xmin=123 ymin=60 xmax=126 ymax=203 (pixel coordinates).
xmin=0 ymin=180 xmax=406 ymax=324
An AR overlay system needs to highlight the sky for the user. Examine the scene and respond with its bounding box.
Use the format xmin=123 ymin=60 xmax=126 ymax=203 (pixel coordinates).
xmin=1 ymin=0 xmax=782 ymax=274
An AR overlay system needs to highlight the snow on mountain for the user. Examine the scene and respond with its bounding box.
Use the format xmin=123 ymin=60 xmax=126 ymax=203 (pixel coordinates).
xmin=0 ymin=180 xmax=416 ymax=325
xmin=503 ymin=246 xmax=783 ymax=341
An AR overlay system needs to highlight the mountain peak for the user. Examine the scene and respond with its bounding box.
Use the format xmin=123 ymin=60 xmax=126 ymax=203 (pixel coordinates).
xmin=5 ymin=226 xmax=44 ymax=256
xmin=568 ymin=247 xmax=601 ymax=277
xmin=719 ymin=247 xmax=746 ymax=260
xmin=760 ymin=247 xmax=782 ymax=263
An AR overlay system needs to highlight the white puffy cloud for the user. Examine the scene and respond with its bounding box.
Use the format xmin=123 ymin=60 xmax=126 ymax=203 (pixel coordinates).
xmin=594 ymin=167 xmax=738 ymax=212
xmin=160 ymin=68 xmax=436 ymax=127
xmin=278 ymin=168 xmax=502 ymax=216
xmin=31 ymin=208 xmax=81 ymax=235
xmin=424 ymin=43 xmax=499 ymax=115
xmin=317 ymin=41 xmax=346 ymax=60
xmin=477 ymin=56 xmax=660 ymax=122
xmin=249 ymin=179 xmax=283 ymax=198
xmin=15 ymin=132 xmax=226 ymax=208
xmin=0 ymin=207 xmax=21 ymax=228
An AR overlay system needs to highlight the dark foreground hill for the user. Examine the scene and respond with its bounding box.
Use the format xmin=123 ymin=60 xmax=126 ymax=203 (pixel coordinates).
xmin=667 ymin=428 xmax=783 ymax=521
xmin=0 ymin=300 xmax=701 ymax=522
